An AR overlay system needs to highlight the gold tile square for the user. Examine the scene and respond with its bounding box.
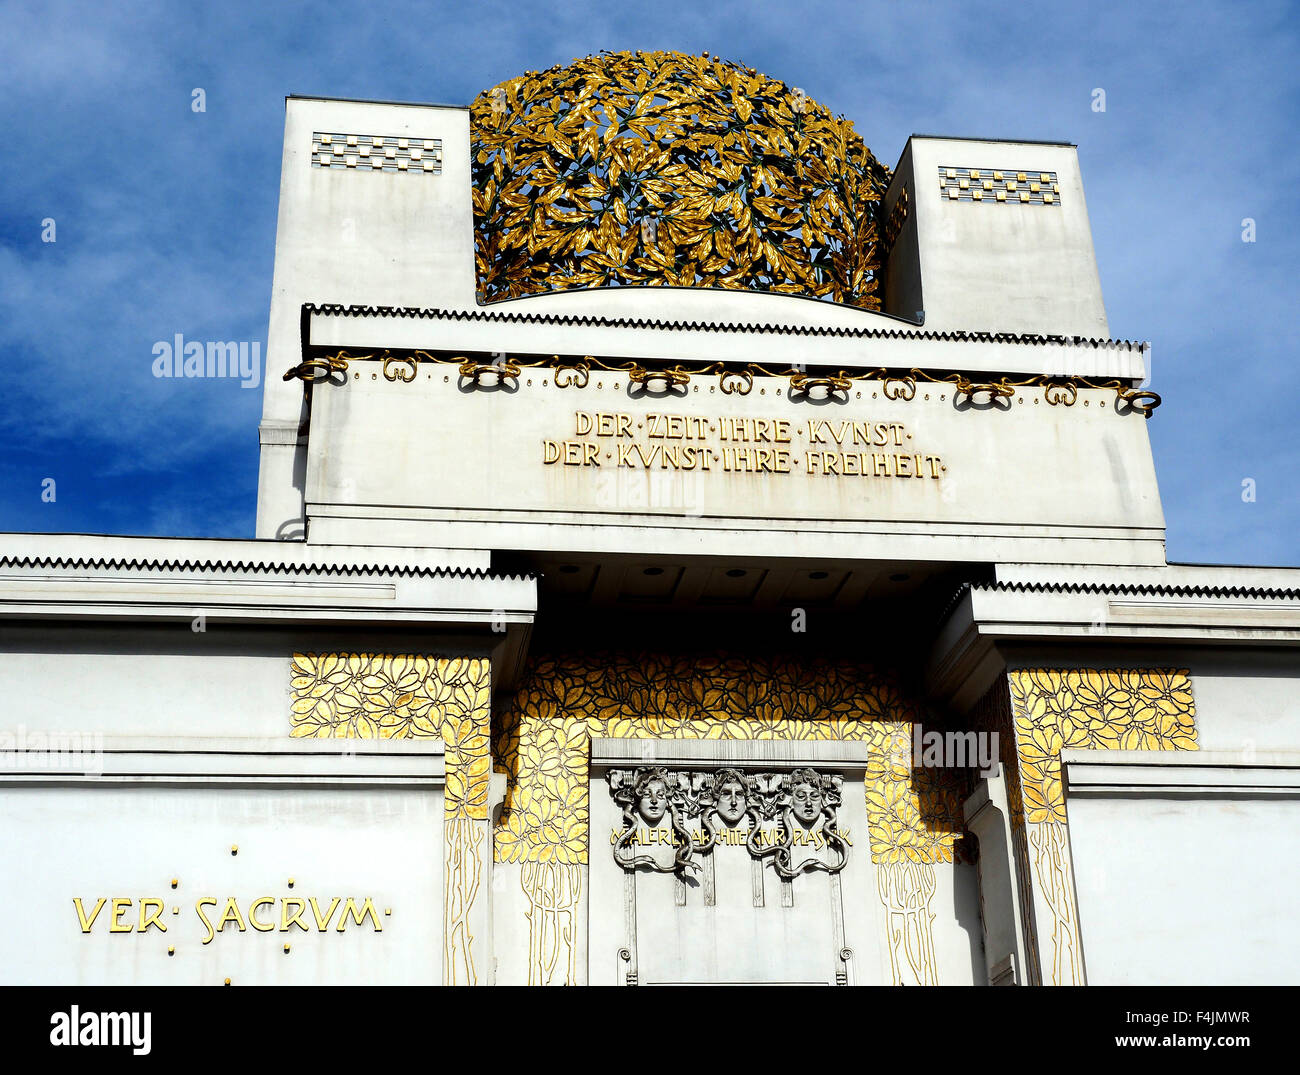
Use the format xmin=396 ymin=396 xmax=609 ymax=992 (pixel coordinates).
xmin=994 ymin=171 xmax=1003 ymax=180
xmin=948 ymin=188 xmax=958 ymax=199
xmin=346 ymin=134 xmax=357 ymax=146
xmin=1044 ymin=192 xmax=1054 ymax=203
xmin=959 ymin=178 xmax=969 ymax=189
xmin=996 ymin=190 xmax=1007 ymax=201
xmin=1017 ymin=172 xmax=1027 ymax=181
xmin=1030 ymin=182 xmax=1040 ymax=192
xmin=970 ymin=169 xmax=980 ymax=179
xmin=972 ymin=190 xmax=983 ymax=200
xmin=983 ymin=180 xmax=993 ymax=190
xmin=1019 ymin=190 xmax=1030 ymax=202
xmin=1007 ymin=180 xmax=1017 ymax=191
xmin=946 ymin=167 xmax=957 ymax=178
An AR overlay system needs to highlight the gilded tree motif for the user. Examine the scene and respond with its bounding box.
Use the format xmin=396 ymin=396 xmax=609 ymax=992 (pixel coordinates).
xmin=471 ymin=51 xmax=891 ymax=306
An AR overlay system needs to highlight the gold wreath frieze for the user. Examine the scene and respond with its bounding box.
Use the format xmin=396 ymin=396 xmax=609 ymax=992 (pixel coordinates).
xmin=882 ymin=375 xmax=917 ymax=402
xmin=628 ymin=364 xmax=691 ymax=391
xmin=953 ymin=377 xmax=1016 ymax=403
xmin=789 ymin=371 xmax=853 ymax=399
xmin=281 ymin=350 xmax=1161 ymax=415
xmin=458 ymin=358 xmax=521 ymax=387
xmin=383 ymin=355 xmax=418 ymax=383
xmin=282 ymin=355 xmax=351 ymax=382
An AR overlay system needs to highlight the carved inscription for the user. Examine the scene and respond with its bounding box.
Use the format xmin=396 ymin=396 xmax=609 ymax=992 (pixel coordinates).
xmin=545 ymin=412 xmax=946 ymax=478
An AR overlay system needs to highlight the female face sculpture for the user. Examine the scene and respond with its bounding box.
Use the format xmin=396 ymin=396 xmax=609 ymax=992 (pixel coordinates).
xmin=715 ymin=777 xmax=747 ymax=825
xmin=790 ymin=778 xmax=825 ymax=827
xmin=637 ymin=777 xmax=669 ymax=824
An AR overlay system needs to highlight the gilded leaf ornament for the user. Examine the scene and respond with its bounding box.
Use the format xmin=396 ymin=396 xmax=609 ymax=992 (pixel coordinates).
xmin=1007 ymin=668 xmax=1198 ymax=825
xmin=470 ymin=51 xmax=891 ymax=307
xmin=289 ymin=652 xmax=492 ymax=821
xmin=491 ymin=652 xmax=967 ymax=866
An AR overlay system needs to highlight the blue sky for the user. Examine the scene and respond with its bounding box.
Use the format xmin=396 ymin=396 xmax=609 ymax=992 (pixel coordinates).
xmin=1 ymin=0 xmax=1296 ymax=565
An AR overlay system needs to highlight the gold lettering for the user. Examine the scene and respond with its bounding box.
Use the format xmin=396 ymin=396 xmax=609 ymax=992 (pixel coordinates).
xmin=544 ymin=412 xmax=942 ymax=485
xmin=196 ymin=898 xmax=218 ymax=945
xmin=337 ymin=897 xmax=383 ymax=933
xmin=109 ymin=897 xmax=133 ymax=933
xmin=73 ymin=897 xmax=106 ymax=934
xmin=138 ymin=898 xmax=168 ymax=934
xmin=215 ymin=897 xmax=247 ymax=935
xmin=248 ymin=897 xmax=276 ymax=932
xmin=280 ymin=898 xmax=308 ymax=932
xmin=310 ymin=897 xmax=340 ymax=930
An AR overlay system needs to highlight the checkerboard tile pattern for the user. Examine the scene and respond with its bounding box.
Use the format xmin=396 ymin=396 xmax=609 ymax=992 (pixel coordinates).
xmin=312 ymin=132 xmax=442 ymax=175
xmin=937 ymin=166 xmax=1060 ymax=206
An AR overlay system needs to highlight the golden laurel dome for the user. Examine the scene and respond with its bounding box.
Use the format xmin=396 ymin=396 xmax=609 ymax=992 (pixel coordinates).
xmin=470 ymin=51 xmax=892 ymax=308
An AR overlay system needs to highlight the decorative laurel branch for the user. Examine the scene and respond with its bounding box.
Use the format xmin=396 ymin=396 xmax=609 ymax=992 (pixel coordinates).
xmin=286 ymin=350 xmax=1162 ymax=416
xmin=469 ymin=50 xmax=892 ymax=307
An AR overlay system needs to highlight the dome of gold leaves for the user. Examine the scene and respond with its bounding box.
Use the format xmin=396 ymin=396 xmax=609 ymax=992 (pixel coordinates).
xmin=470 ymin=51 xmax=892 ymax=307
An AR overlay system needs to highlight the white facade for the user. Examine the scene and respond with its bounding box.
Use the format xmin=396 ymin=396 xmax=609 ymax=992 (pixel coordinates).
xmin=1 ymin=85 xmax=1296 ymax=986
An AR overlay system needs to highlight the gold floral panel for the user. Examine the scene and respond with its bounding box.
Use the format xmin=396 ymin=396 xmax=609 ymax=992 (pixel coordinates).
xmin=1008 ymin=668 xmax=1198 ymax=825
xmin=289 ymin=653 xmax=492 ymax=821
xmin=471 ymin=50 xmax=892 ymax=307
xmin=492 ymin=653 xmax=967 ymax=867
